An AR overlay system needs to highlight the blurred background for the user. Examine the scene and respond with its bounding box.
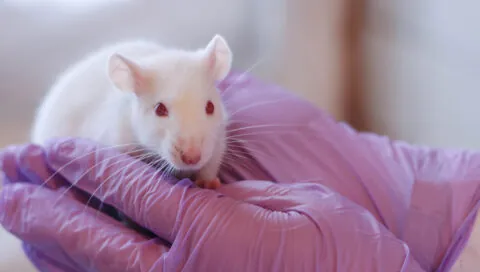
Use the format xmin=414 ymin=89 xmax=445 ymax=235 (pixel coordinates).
xmin=0 ymin=0 xmax=479 ymax=270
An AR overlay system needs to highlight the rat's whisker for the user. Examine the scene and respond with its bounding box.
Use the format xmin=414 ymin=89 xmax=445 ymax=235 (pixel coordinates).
xmin=226 ymin=137 xmax=248 ymax=142
xmin=169 ymin=166 xmax=177 ymax=179
xmin=115 ymin=161 xmax=170 ymax=228
xmin=226 ymin=139 xmax=272 ymax=156
xmin=50 ymin=151 xmax=143 ymax=205
xmin=82 ymin=151 xmax=158 ymax=213
xmin=226 ymin=97 xmax=291 ymax=118
xmin=221 ymin=153 xmax=238 ymax=162
xmin=143 ymin=159 xmax=171 ymax=197
xmin=226 ymin=123 xmax=305 ymax=134
xmin=130 ymin=157 xmax=170 ymax=203
xmin=61 ymin=153 xmax=149 ymax=210
xmin=224 ymin=152 xmax=251 ymax=162
xmin=166 ymin=165 xmax=175 ymax=178
xmin=219 ymin=161 xmax=233 ymax=171
xmin=226 ymin=122 xmax=308 ymax=136
xmin=86 ymin=152 xmax=160 ymax=233
xmin=227 ymin=130 xmax=300 ymax=140
xmin=221 ymin=155 xmax=259 ymax=177
xmin=86 ymin=151 xmax=164 ymax=234
xmin=226 ymin=136 xmax=260 ymax=143
xmin=143 ymin=168 xmax=173 ymax=206
xmin=226 ymin=139 xmax=251 ymax=146
xmin=226 ymin=141 xmax=269 ymax=151
xmin=230 ymin=143 xmax=267 ymax=155
xmin=221 ymin=55 xmax=267 ymax=98
xmin=226 ymin=143 xmax=266 ymax=158
xmin=51 ymin=146 xmax=150 ymax=205
xmin=227 ymin=148 xmax=269 ymax=161
xmin=220 ymin=157 xmax=235 ymax=165
xmin=143 ymin=158 xmax=173 ymax=189
xmin=110 ymin=151 xmax=161 ymax=193
xmin=225 ymin=143 xmax=247 ymax=150
xmin=35 ymin=143 xmax=145 ymax=193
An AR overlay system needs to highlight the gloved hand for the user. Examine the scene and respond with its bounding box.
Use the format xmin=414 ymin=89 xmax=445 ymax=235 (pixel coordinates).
xmin=1 ymin=71 xmax=479 ymax=271
xmin=218 ymin=72 xmax=480 ymax=271
xmin=0 ymin=138 xmax=424 ymax=272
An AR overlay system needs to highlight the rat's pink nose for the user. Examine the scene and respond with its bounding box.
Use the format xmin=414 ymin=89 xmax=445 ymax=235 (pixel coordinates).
xmin=181 ymin=151 xmax=201 ymax=165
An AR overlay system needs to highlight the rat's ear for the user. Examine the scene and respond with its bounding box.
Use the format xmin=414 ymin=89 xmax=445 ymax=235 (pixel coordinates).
xmin=204 ymin=34 xmax=232 ymax=81
xmin=107 ymin=53 xmax=151 ymax=94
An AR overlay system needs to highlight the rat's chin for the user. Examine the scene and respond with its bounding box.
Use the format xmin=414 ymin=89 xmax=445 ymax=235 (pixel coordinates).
xmin=173 ymin=161 xmax=203 ymax=172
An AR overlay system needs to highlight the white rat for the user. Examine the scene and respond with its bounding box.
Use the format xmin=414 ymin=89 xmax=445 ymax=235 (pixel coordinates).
xmin=31 ymin=34 xmax=233 ymax=189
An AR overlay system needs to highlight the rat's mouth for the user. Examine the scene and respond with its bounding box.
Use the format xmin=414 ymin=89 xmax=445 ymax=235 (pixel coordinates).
xmin=134 ymin=146 xmax=205 ymax=173
xmin=171 ymin=159 xmax=203 ymax=171
xmin=166 ymin=150 xmax=204 ymax=172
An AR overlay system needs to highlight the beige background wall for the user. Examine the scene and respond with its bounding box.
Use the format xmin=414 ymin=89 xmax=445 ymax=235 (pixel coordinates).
xmin=362 ymin=0 xmax=480 ymax=149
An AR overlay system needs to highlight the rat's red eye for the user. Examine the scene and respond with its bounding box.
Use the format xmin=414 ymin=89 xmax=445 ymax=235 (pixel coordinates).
xmin=154 ymin=102 xmax=168 ymax=117
xmin=206 ymin=100 xmax=214 ymax=115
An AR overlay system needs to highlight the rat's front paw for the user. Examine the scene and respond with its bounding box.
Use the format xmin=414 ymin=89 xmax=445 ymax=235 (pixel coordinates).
xmin=195 ymin=177 xmax=222 ymax=189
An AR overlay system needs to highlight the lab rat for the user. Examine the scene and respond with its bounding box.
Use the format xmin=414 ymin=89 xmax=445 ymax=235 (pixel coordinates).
xmin=30 ymin=34 xmax=232 ymax=190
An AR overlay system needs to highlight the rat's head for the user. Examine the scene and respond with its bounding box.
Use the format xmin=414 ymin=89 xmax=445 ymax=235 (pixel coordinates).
xmin=107 ymin=35 xmax=232 ymax=171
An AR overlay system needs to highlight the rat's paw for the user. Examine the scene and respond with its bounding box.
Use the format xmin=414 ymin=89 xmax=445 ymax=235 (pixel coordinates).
xmin=195 ymin=177 xmax=221 ymax=190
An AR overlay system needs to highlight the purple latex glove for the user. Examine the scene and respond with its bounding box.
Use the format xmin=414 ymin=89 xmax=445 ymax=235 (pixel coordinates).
xmin=0 ymin=139 xmax=423 ymax=271
xmin=0 ymin=71 xmax=478 ymax=271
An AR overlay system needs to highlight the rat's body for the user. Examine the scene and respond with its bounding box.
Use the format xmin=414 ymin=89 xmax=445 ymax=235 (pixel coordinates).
xmin=31 ymin=35 xmax=233 ymax=188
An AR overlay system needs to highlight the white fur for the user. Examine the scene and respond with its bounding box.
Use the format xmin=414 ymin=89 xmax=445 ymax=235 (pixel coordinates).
xmin=31 ymin=35 xmax=232 ymax=183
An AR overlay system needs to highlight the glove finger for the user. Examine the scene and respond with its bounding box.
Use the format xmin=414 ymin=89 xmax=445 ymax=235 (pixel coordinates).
xmin=22 ymin=243 xmax=83 ymax=272
xmin=0 ymin=144 xmax=30 ymax=186
xmin=16 ymin=143 xmax=69 ymax=189
xmin=0 ymin=143 xmax=67 ymax=189
xmin=44 ymin=137 xmax=195 ymax=242
xmin=0 ymin=143 xmax=101 ymax=212
xmin=18 ymin=143 xmax=123 ymax=213
xmin=0 ymin=183 xmax=169 ymax=272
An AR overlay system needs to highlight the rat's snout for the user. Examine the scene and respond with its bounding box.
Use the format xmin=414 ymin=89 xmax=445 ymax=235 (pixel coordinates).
xmin=180 ymin=149 xmax=201 ymax=165
xmin=175 ymin=137 xmax=203 ymax=166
